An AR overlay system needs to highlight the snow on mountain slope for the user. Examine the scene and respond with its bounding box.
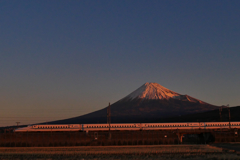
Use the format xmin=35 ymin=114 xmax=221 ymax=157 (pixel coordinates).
xmin=125 ymin=82 xmax=181 ymax=100
xmin=173 ymin=95 xmax=206 ymax=104
xmin=125 ymin=82 xmax=208 ymax=104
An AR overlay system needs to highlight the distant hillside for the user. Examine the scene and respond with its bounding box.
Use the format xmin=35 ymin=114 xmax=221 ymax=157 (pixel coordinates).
xmin=152 ymin=106 xmax=240 ymax=123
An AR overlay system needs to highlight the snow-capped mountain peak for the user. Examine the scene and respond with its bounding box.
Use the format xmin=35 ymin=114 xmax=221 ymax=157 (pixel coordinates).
xmin=126 ymin=82 xmax=181 ymax=100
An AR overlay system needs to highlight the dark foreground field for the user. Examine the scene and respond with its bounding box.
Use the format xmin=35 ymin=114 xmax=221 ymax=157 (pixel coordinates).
xmin=0 ymin=145 xmax=240 ymax=160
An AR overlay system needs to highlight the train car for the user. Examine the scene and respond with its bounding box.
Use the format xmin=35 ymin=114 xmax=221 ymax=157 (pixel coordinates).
xmin=14 ymin=124 xmax=81 ymax=132
xmin=141 ymin=122 xmax=201 ymax=130
xmin=203 ymin=122 xmax=232 ymax=130
xmin=82 ymin=123 xmax=140 ymax=132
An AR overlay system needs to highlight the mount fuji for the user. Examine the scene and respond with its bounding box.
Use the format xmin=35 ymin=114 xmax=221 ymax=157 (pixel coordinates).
xmin=50 ymin=82 xmax=220 ymax=124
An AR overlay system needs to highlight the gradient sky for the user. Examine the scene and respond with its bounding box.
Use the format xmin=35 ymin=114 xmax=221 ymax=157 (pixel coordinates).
xmin=1 ymin=0 xmax=240 ymax=127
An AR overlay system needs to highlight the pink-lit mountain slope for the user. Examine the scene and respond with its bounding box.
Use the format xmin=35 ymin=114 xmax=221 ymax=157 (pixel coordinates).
xmin=50 ymin=82 xmax=220 ymax=124
xmin=123 ymin=82 xmax=207 ymax=104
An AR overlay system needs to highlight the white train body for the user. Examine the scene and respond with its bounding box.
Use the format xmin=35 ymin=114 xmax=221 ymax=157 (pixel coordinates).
xmin=14 ymin=122 xmax=240 ymax=132
xmin=15 ymin=124 xmax=81 ymax=132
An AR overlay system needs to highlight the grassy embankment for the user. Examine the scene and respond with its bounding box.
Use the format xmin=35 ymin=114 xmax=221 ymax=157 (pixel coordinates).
xmin=0 ymin=145 xmax=239 ymax=160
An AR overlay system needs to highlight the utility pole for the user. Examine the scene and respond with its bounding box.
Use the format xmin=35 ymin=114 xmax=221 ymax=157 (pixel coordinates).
xmin=227 ymin=104 xmax=231 ymax=129
xmin=219 ymin=106 xmax=222 ymax=122
xmin=107 ymin=103 xmax=111 ymax=139
xmin=16 ymin=122 xmax=20 ymax=127
xmin=107 ymin=103 xmax=111 ymax=131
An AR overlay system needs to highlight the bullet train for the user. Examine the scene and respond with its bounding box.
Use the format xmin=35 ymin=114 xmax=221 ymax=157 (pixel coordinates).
xmin=14 ymin=122 xmax=240 ymax=132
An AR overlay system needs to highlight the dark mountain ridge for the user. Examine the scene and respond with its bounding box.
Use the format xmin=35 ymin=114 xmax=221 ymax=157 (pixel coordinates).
xmin=49 ymin=83 xmax=220 ymax=124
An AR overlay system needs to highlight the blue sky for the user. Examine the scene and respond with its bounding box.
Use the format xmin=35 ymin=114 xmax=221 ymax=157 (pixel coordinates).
xmin=1 ymin=0 xmax=240 ymax=126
